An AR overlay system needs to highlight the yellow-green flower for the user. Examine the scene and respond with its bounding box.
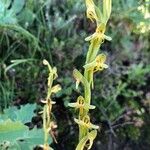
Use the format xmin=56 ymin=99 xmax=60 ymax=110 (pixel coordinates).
xmin=85 ymin=23 xmax=112 ymax=42
xmin=68 ymin=96 xmax=95 ymax=111
xmin=74 ymin=115 xmax=99 ymax=130
xmin=84 ymin=54 xmax=108 ymax=88
xmin=84 ymin=53 xmax=108 ymax=72
xmin=85 ymin=0 xmax=98 ymax=22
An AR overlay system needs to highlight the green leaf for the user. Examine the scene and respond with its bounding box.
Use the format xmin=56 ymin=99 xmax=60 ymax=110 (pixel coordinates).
xmin=10 ymin=0 xmax=25 ymax=14
xmin=0 ymin=0 xmax=25 ymax=24
xmin=0 ymin=1 xmax=17 ymax=24
xmin=21 ymin=128 xmax=51 ymax=147
xmin=5 ymin=59 xmax=34 ymax=73
xmin=1 ymin=104 xmax=36 ymax=123
xmin=0 ymin=120 xmax=52 ymax=150
xmin=0 ymin=119 xmax=28 ymax=143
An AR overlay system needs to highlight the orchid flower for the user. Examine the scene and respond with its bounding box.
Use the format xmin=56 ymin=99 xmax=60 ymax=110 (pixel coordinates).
xmin=85 ymin=23 xmax=112 ymax=42
xmin=84 ymin=53 xmax=108 ymax=72
xmin=74 ymin=115 xmax=99 ymax=130
xmin=68 ymin=96 xmax=95 ymax=114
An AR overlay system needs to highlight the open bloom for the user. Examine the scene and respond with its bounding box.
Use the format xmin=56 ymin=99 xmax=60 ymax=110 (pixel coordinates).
xmin=74 ymin=115 xmax=99 ymax=130
xmin=85 ymin=23 xmax=112 ymax=42
xmin=84 ymin=53 xmax=108 ymax=72
xmin=68 ymin=96 xmax=95 ymax=111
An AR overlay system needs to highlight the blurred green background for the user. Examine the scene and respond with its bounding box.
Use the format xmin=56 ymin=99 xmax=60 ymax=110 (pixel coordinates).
xmin=0 ymin=0 xmax=150 ymax=150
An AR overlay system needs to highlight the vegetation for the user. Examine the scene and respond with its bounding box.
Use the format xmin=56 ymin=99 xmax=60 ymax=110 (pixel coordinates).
xmin=0 ymin=0 xmax=150 ymax=150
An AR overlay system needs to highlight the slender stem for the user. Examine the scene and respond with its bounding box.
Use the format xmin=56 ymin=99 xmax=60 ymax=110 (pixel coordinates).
xmin=43 ymin=67 xmax=55 ymax=149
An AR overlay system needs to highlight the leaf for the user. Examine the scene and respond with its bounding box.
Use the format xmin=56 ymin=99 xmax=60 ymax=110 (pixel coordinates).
xmin=0 ymin=120 xmax=52 ymax=149
xmin=5 ymin=59 xmax=34 ymax=73
xmin=10 ymin=0 xmax=25 ymax=14
xmin=0 ymin=1 xmax=17 ymax=24
xmin=21 ymin=128 xmax=51 ymax=147
xmin=0 ymin=119 xmax=28 ymax=143
xmin=1 ymin=104 xmax=36 ymax=123
xmin=19 ymin=128 xmax=52 ymax=149
xmin=0 ymin=0 xmax=25 ymax=24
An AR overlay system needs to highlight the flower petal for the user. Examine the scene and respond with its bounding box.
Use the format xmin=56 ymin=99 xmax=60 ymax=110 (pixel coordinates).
xmin=104 ymin=34 xmax=112 ymax=41
xmin=89 ymin=123 xmax=99 ymax=129
xmin=68 ymin=102 xmax=78 ymax=108
xmin=84 ymin=104 xmax=96 ymax=110
xmin=103 ymin=64 xmax=109 ymax=69
xmin=85 ymin=33 xmax=97 ymax=41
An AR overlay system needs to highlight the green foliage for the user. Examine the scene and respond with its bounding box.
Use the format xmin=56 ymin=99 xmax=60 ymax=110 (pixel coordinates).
xmin=0 ymin=78 xmax=15 ymax=111
xmin=0 ymin=120 xmax=49 ymax=150
xmin=0 ymin=104 xmax=36 ymax=123
xmin=0 ymin=119 xmax=28 ymax=142
xmin=0 ymin=0 xmax=34 ymax=25
xmin=0 ymin=104 xmax=52 ymax=150
xmin=126 ymin=63 xmax=150 ymax=85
